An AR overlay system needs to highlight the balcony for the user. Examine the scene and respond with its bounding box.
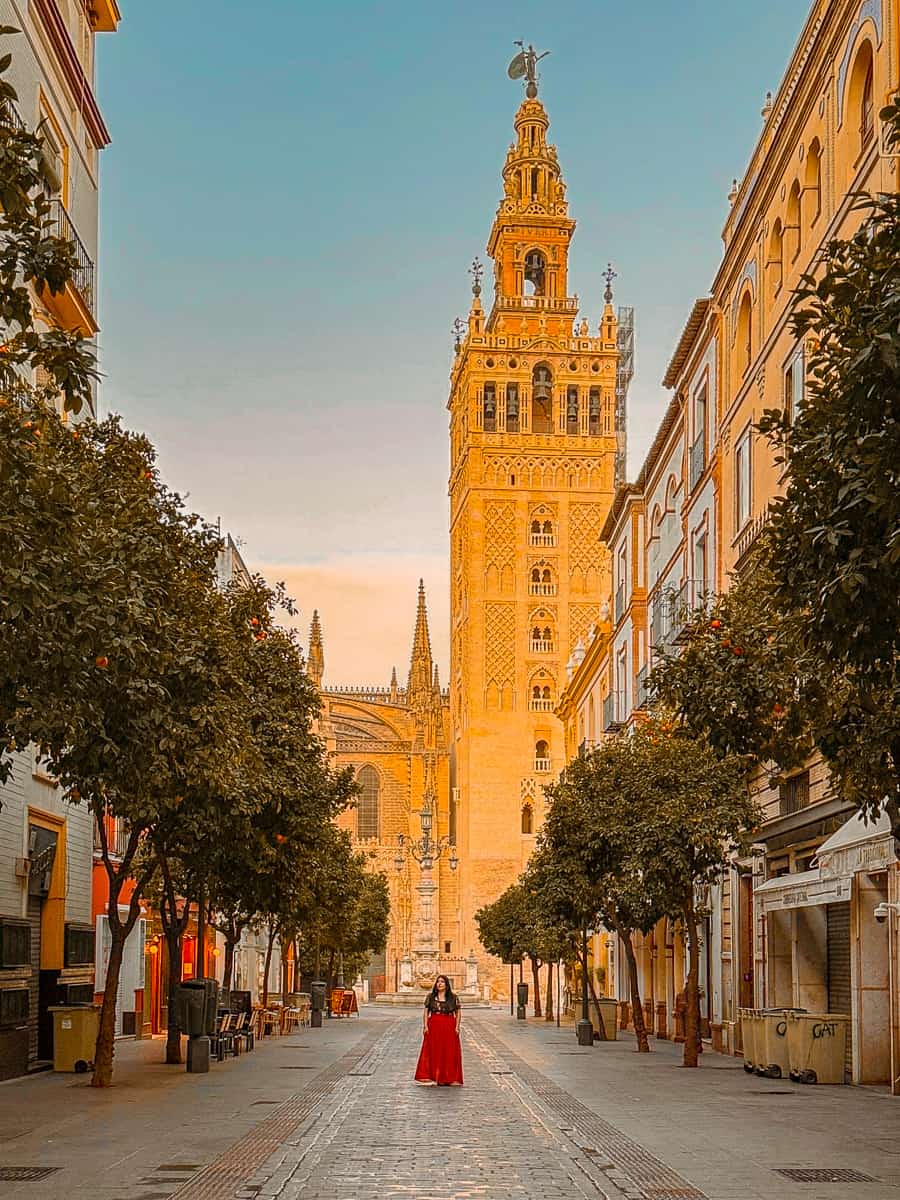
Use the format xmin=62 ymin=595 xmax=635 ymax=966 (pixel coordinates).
xmin=494 ymin=294 xmax=578 ymax=314
xmin=1 ymin=98 xmax=26 ymax=133
xmin=530 ymin=582 xmax=556 ymax=596
xmin=529 ymin=533 xmax=556 ymax=548
xmin=650 ymin=596 xmax=668 ymax=654
xmin=603 ymin=691 xmax=623 ymax=732
xmin=530 ymin=638 xmax=555 ymax=654
xmin=614 ymin=583 xmax=626 ymax=623
xmin=735 ymin=505 xmax=770 ymax=573
xmin=530 ymin=698 xmax=554 ymax=711
xmin=689 ymin=433 xmax=706 ymax=491
xmin=43 ymin=198 xmax=97 ymax=333
xmin=779 ymin=770 xmax=810 ymax=816
xmin=534 ymin=756 xmax=552 ymax=773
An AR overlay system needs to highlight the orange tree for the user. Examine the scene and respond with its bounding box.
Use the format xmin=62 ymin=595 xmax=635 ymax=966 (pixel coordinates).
xmin=539 ymin=758 xmax=662 ymax=1052
xmin=541 ymin=724 xmax=756 ymax=1063
xmin=758 ymin=107 xmax=900 ymax=846
xmin=648 ymin=559 xmax=809 ymax=771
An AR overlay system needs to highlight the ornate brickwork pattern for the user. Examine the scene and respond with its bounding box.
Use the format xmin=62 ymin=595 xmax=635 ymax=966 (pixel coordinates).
xmin=484 ymin=602 xmax=516 ymax=691
xmin=520 ymin=778 xmax=539 ymax=803
xmin=569 ymin=504 xmax=606 ymax=573
xmin=569 ymin=604 xmax=598 ymax=653
xmin=484 ymin=502 xmax=515 ymax=572
xmin=483 ymin=455 xmax=605 ymax=490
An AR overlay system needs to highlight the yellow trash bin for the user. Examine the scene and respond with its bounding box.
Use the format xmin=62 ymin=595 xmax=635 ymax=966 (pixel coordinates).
xmin=593 ymin=998 xmax=619 ymax=1041
xmin=756 ymin=1010 xmax=794 ymax=1079
xmin=739 ymin=1008 xmax=758 ymax=1073
xmin=49 ymin=1005 xmax=100 ymax=1073
xmin=786 ymin=1011 xmax=849 ymax=1084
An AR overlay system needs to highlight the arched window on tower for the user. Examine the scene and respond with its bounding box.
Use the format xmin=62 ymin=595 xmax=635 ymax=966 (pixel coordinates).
xmin=589 ymin=388 xmax=601 ymax=435
xmin=356 ymin=766 xmax=380 ymax=840
xmin=506 ymin=383 xmax=519 ymax=432
xmin=483 ymin=383 xmax=497 ymax=432
xmin=524 ymin=250 xmax=546 ymax=296
xmin=521 ymin=804 xmax=534 ymax=835
xmin=531 ymin=363 xmax=553 ymax=434
xmin=534 ymin=740 xmax=551 ymax=772
xmin=566 ymin=387 xmax=579 ymax=435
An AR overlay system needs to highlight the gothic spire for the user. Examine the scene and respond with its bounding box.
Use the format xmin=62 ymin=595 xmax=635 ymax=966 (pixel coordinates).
xmin=308 ymin=609 xmax=324 ymax=688
xmin=407 ymin=579 xmax=434 ymax=711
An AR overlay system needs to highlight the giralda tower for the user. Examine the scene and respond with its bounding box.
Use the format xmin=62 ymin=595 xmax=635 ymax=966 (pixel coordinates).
xmin=448 ymin=57 xmax=626 ymax=990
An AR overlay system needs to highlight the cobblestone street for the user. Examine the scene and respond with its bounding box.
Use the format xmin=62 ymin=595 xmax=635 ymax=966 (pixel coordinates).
xmin=2 ymin=1009 xmax=900 ymax=1200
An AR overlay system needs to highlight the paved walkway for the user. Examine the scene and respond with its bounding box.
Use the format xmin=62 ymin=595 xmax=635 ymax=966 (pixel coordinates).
xmin=1 ymin=1008 xmax=899 ymax=1200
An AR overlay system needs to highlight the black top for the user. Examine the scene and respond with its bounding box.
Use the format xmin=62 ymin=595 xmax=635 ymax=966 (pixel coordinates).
xmin=425 ymin=995 xmax=459 ymax=1014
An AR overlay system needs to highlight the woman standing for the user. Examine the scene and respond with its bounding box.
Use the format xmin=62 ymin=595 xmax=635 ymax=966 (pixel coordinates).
xmin=414 ymin=975 xmax=463 ymax=1086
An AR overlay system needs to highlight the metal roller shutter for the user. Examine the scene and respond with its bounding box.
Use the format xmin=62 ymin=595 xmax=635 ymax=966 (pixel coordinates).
xmin=826 ymin=902 xmax=852 ymax=1080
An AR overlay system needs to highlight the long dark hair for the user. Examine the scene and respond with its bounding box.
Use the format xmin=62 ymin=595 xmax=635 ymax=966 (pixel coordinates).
xmin=425 ymin=974 xmax=458 ymax=1011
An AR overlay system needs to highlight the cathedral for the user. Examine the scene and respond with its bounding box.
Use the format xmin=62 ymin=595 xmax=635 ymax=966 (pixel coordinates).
xmin=309 ymin=586 xmax=458 ymax=998
xmin=448 ymin=70 xmax=626 ymax=991
xmin=311 ymin=68 xmax=627 ymax=1001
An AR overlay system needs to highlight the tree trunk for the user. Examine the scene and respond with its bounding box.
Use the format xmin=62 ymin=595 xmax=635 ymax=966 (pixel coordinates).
xmin=164 ymin=927 xmax=183 ymax=1064
xmin=586 ymin=965 xmax=605 ymax=1039
xmin=622 ymin=931 xmax=650 ymax=1052
xmin=262 ymin=923 xmax=276 ymax=1010
xmin=196 ymin=882 xmax=206 ymax=979
xmin=223 ymin=931 xmax=238 ymax=993
xmin=682 ymin=904 xmax=702 ymax=1068
xmin=544 ymin=960 xmax=554 ymax=1022
xmin=530 ymin=956 xmax=542 ymax=1018
xmin=91 ymin=815 xmax=150 ymax=1087
xmin=92 ymin=924 xmax=126 ymax=1087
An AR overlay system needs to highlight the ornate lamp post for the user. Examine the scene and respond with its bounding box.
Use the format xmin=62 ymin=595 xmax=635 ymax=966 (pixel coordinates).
xmin=394 ymin=792 xmax=458 ymax=988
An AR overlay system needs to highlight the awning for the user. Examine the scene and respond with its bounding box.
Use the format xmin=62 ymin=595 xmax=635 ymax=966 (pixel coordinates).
xmin=817 ymin=808 xmax=896 ymax=880
xmin=754 ymin=868 xmax=851 ymax=913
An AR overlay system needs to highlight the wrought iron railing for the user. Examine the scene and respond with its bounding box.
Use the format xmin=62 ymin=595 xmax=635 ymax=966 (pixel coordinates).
xmin=49 ymin=197 xmax=95 ymax=316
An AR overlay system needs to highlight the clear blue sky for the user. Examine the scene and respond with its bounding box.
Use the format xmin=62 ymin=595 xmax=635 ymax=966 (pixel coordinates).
xmin=96 ymin=0 xmax=809 ymax=684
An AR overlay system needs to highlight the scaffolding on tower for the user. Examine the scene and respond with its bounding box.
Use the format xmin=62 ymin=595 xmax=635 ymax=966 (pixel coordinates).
xmin=615 ymin=306 xmax=634 ymax=487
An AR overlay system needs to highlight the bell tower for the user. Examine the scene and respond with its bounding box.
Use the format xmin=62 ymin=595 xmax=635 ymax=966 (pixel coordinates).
xmin=449 ymin=61 xmax=625 ymax=991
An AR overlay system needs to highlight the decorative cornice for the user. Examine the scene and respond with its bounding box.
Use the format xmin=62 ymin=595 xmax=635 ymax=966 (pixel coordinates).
xmin=33 ymin=0 xmax=111 ymax=149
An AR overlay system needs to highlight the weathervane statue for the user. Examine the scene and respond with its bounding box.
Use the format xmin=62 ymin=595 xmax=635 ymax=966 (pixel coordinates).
xmin=507 ymin=41 xmax=549 ymax=99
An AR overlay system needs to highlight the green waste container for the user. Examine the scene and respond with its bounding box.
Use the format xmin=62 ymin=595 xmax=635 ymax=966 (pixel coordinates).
xmin=786 ymin=1011 xmax=849 ymax=1084
xmin=49 ymin=1005 xmax=100 ymax=1073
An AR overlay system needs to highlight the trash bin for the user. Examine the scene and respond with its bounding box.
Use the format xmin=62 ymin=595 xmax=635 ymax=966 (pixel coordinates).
xmin=174 ymin=982 xmax=208 ymax=1037
xmin=739 ymin=1007 xmax=757 ymax=1073
xmin=310 ymin=980 xmax=327 ymax=1028
xmin=593 ymin=998 xmax=619 ymax=1041
xmin=197 ymin=977 xmax=219 ymax=1037
xmin=516 ymin=981 xmax=528 ymax=1019
xmin=756 ymin=1009 xmax=806 ymax=1079
xmin=49 ymin=1005 xmax=100 ymax=1073
xmin=786 ymin=1011 xmax=849 ymax=1084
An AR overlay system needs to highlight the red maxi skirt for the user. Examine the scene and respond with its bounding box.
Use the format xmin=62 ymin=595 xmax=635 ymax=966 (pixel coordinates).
xmin=414 ymin=1012 xmax=464 ymax=1085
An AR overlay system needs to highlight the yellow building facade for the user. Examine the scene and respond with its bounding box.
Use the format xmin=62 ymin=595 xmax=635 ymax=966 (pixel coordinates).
xmin=557 ymin=0 xmax=900 ymax=1083
xmin=312 ymin=586 xmax=460 ymax=998
xmin=449 ymin=78 xmax=627 ymax=991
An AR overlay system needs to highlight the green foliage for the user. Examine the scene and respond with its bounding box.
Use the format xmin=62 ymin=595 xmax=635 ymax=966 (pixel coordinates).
xmin=756 ymin=106 xmax=900 ymax=834
xmin=649 ymin=560 xmax=809 ymax=771
xmin=0 ymin=30 xmax=96 ymax=414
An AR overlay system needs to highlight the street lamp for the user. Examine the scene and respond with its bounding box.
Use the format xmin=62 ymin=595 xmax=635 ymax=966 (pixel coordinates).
xmin=394 ymin=793 xmax=458 ymax=875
